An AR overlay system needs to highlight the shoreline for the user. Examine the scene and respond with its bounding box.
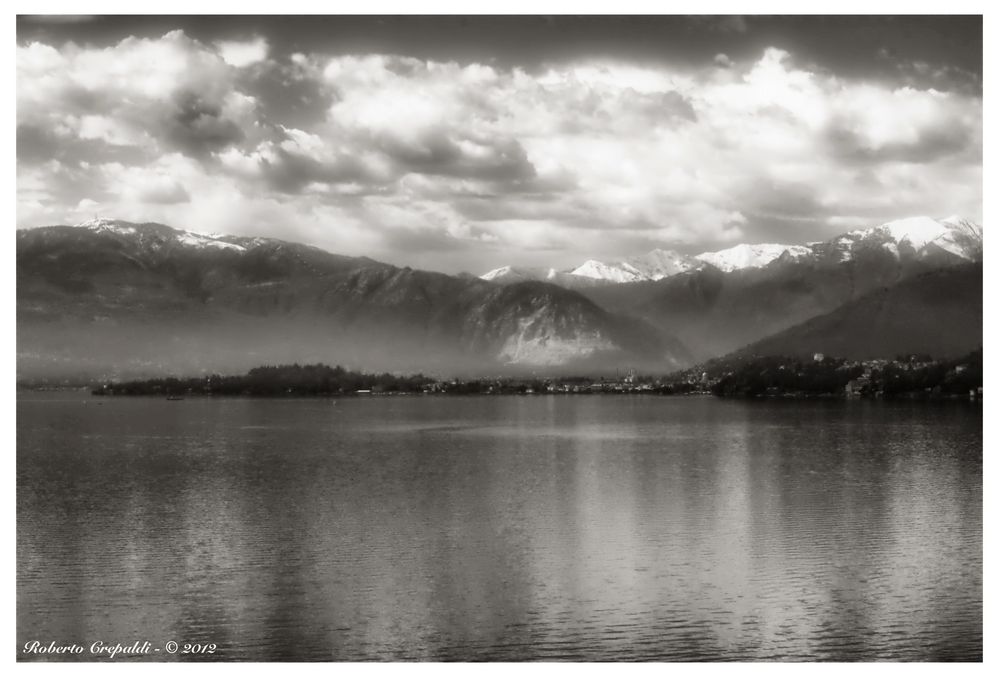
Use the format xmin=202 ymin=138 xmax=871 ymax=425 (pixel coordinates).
xmin=15 ymin=389 xmax=982 ymax=403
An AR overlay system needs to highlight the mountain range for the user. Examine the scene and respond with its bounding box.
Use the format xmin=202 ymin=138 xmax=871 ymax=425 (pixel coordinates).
xmin=16 ymin=216 xmax=982 ymax=381
xmin=480 ymin=216 xmax=982 ymax=284
xmin=16 ymin=219 xmax=687 ymax=380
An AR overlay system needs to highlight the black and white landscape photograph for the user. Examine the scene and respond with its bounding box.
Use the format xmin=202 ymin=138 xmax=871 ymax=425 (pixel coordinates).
xmin=15 ymin=10 xmax=984 ymax=663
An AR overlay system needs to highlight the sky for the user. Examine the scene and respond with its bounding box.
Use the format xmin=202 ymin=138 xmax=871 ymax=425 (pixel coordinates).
xmin=16 ymin=15 xmax=983 ymax=274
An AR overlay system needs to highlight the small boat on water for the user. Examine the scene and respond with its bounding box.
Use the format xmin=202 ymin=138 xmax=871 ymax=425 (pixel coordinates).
xmin=166 ymin=396 xmax=185 ymax=401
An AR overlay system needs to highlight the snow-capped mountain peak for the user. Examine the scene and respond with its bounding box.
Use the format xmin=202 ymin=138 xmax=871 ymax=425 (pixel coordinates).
xmin=480 ymin=265 xmax=516 ymax=281
xmin=560 ymin=249 xmax=700 ymax=283
xmin=840 ymin=215 xmax=982 ymax=261
xmin=476 ymin=214 xmax=982 ymax=289
xmin=76 ymin=217 xmax=138 ymax=236
xmin=694 ymin=243 xmax=811 ymax=273
xmin=859 ymin=216 xmax=949 ymax=250
xmin=73 ymin=218 xmax=247 ymax=252
xmin=571 ymin=259 xmax=643 ymax=283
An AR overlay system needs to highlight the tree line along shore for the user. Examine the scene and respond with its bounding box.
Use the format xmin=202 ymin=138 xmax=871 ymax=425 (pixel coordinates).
xmin=84 ymin=349 xmax=982 ymax=400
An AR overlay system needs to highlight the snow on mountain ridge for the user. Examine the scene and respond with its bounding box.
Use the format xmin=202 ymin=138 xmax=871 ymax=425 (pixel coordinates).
xmin=624 ymin=248 xmax=702 ymax=279
xmin=480 ymin=265 xmax=516 ymax=281
xmin=175 ymin=231 xmax=247 ymax=252
xmin=480 ymin=265 xmax=560 ymax=283
xmin=842 ymin=215 xmax=982 ymax=260
xmin=694 ymin=243 xmax=812 ymax=273
xmin=74 ymin=218 xmax=247 ymax=252
xmin=856 ymin=216 xmax=949 ymax=250
xmin=76 ymin=218 xmax=137 ymax=236
xmin=566 ymin=242 xmax=812 ymax=281
xmin=77 ymin=215 xmax=982 ymax=287
xmin=499 ymin=215 xmax=982 ymax=282
xmin=571 ymin=259 xmax=644 ymax=283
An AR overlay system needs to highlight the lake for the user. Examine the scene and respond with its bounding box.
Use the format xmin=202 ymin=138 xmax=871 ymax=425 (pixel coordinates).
xmin=16 ymin=392 xmax=982 ymax=661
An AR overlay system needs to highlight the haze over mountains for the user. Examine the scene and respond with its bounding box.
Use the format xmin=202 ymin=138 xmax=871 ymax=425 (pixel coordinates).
xmin=17 ymin=219 xmax=687 ymax=380
xmin=739 ymin=263 xmax=982 ymax=362
xmin=16 ymin=216 xmax=982 ymax=381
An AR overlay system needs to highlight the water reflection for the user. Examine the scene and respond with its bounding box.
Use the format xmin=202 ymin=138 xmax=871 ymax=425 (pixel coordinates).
xmin=18 ymin=394 xmax=981 ymax=661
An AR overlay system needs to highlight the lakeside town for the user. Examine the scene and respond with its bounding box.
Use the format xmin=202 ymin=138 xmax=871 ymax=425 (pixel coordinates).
xmin=69 ymin=348 xmax=983 ymax=401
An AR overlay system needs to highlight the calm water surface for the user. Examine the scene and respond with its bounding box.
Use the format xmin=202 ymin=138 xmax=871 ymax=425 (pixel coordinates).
xmin=17 ymin=393 xmax=982 ymax=661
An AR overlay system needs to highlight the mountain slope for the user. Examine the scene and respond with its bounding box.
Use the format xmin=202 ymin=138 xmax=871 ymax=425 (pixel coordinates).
xmin=580 ymin=256 xmax=907 ymax=361
xmin=17 ymin=220 xmax=690 ymax=379
xmin=736 ymin=263 xmax=982 ymax=361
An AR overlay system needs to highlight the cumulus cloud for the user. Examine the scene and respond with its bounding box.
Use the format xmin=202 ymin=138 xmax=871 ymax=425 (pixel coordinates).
xmin=216 ymin=37 xmax=269 ymax=68
xmin=16 ymin=30 xmax=983 ymax=273
xmin=17 ymin=31 xmax=261 ymax=160
xmin=100 ymin=156 xmax=194 ymax=204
